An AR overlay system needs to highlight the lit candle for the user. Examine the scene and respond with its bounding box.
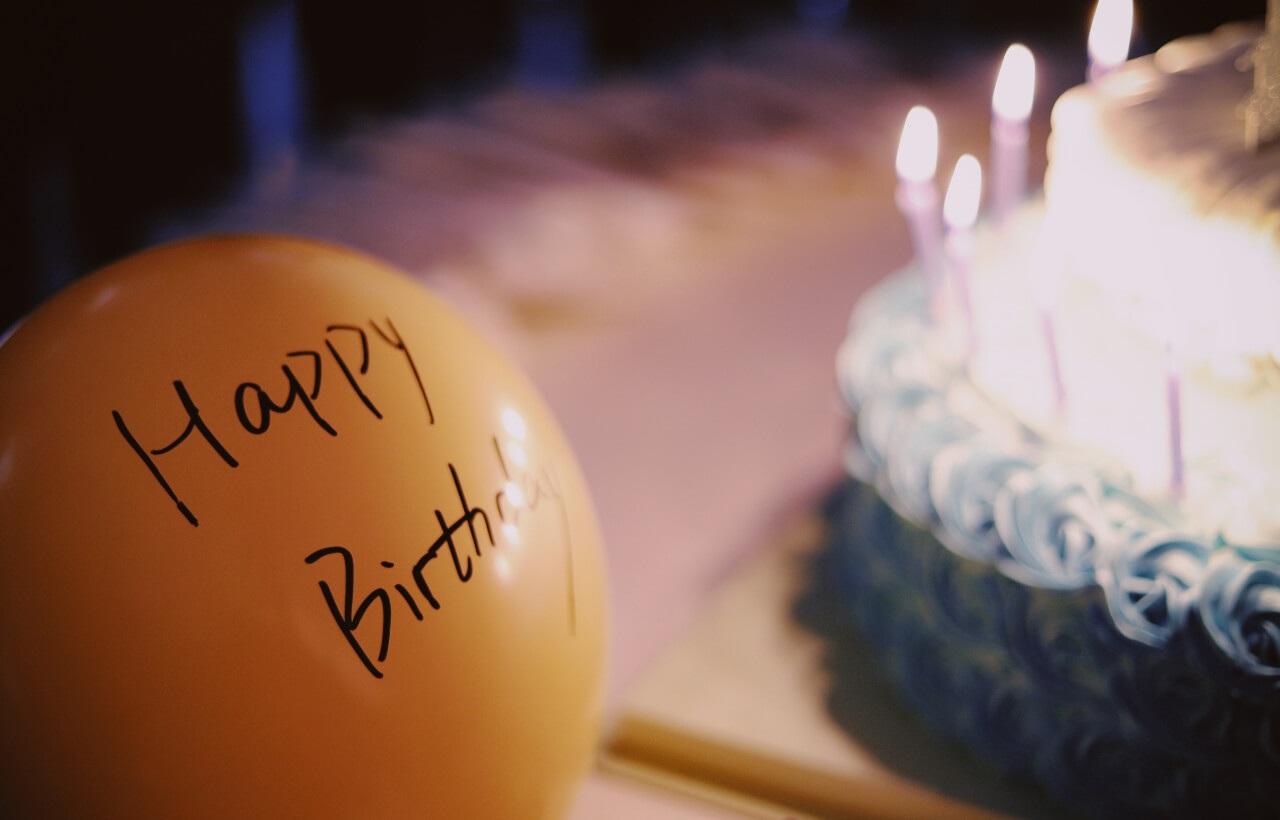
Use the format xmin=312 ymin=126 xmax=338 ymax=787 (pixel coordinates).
xmin=990 ymin=44 xmax=1035 ymax=229
xmin=943 ymin=154 xmax=982 ymax=355
xmin=896 ymin=105 xmax=945 ymax=319
xmin=1087 ymin=0 xmax=1133 ymax=84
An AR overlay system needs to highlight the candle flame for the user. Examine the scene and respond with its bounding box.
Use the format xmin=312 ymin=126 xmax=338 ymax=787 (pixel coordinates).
xmin=1088 ymin=0 xmax=1133 ymax=72
xmin=992 ymin=44 xmax=1036 ymax=121
xmin=943 ymin=154 xmax=982 ymax=230
xmin=896 ymin=106 xmax=938 ymax=183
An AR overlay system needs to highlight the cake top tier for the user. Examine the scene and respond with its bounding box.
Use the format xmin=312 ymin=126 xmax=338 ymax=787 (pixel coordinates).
xmin=1045 ymin=23 xmax=1280 ymax=367
xmin=941 ymin=24 xmax=1280 ymax=545
xmin=1079 ymin=23 xmax=1280 ymax=227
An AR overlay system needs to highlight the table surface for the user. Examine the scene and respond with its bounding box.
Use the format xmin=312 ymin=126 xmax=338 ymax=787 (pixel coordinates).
xmin=164 ymin=27 xmax=1074 ymax=817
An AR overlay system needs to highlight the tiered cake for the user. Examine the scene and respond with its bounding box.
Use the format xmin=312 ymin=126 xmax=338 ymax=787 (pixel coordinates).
xmin=827 ymin=22 xmax=1280 ymax=818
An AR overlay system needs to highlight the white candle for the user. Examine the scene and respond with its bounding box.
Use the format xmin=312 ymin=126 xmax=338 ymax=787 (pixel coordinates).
xmin=1087 ymin=0 xmax=1133 ymax=84
xmin=943 ymin=154 xmax=982 ymax=355
xmin=1029 ymin=220 xmax=1067 ymax=413
xmin=1165 ymin=338 xmax=1186 ymax=499
xmin=896 ymin=105 xmax=945 ymax=319
xmin=1040 ymin=311 xmax=1067 ymax=413
xmin=990 ymin=44 xmax=1035 ymax=229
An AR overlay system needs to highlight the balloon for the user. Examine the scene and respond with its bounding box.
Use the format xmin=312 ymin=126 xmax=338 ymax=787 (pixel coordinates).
xmin=0 ymin=236 xmax=609 ymax=818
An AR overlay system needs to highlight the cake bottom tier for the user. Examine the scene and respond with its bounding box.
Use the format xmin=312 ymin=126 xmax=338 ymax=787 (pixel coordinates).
xmin=809 ymin=479 xmax=1280 ymax=819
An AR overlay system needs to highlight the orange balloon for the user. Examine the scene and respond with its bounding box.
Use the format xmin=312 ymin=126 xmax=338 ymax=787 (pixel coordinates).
xmin=0 ymin=236 xmax=609 ymax=818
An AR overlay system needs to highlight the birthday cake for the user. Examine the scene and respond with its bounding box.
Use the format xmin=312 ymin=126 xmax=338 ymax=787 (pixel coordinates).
xmin=825 ymin=21 xmax=1280 ymax=819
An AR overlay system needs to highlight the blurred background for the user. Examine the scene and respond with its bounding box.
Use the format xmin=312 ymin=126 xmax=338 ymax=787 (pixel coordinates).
xmin=0 ymin=0 xmax=1263 ymax=332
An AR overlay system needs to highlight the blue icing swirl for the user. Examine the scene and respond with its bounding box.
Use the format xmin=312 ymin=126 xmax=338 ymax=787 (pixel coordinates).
xmin=853 ymin=381 xmax=938 ymax=480
xmin=1115 ymin=648 xmax=1243 ymax=758
xmin=1196 ymin=551 xmax=1280 ymax=690
xmin=993 ymin=466 xmax=1110 ymax=589
xmin=1097 ymin=529 xmax=1213 ymax=647
xmin=1031 ymin=723 xmax=1192 ymax=818
xmin=881 ymin=401 xmax=978 ymax=523
xmin=929 ymin=442 xmax=1034 ymax=562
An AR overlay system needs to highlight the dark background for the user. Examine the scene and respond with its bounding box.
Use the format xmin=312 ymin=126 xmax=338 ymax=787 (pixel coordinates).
xmin=0 ymin=1 xmax=1264 ymax=332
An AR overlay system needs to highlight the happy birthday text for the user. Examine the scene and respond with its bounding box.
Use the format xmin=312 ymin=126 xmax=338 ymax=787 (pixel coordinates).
xmin=111 ymin=319 xmax=431 ymax=527
xmin=303 ymin=439 xmax=573 ymax=679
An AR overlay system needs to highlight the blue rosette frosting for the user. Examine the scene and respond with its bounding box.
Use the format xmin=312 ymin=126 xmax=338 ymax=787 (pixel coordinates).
xmin=1195 ymin=552 xmax=1280 ymax=696
xmin=992 ymin=465 xmax=1110 ymax=589
xmin=930 ymin=442 xmax=1034 ymax=562
xmin=1097 ymin=529 xmax=1214 ymax=647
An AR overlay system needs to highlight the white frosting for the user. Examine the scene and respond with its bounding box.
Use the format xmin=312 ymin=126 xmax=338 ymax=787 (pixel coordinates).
xmin=949 ymin=26 xmax=1280 ymax=546
xmin=960 ymin=202 xmax=1280 ymax=546
xmin=1046 ymin=24 xmax=1280 ymax=365
xmin=838 ymin=266 xmax=1280 ymax=662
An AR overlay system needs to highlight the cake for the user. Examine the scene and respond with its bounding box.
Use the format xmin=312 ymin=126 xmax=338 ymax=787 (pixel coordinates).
xmin=823 ymin=22 xmax=1280 ymax=818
